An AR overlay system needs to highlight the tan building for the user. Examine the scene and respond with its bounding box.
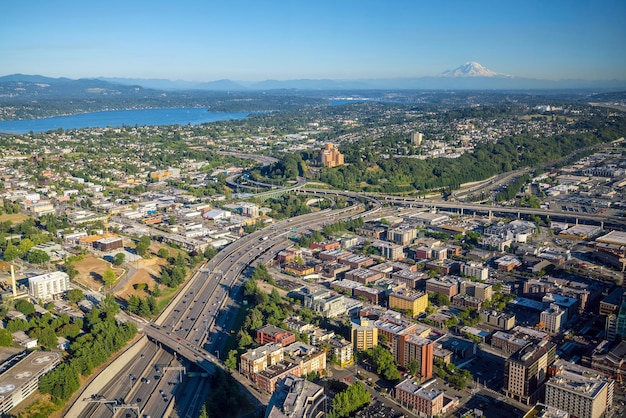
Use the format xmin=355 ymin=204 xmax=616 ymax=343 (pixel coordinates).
xmin=320 ymin=143 xmax=344 ymax=168
xmin=460 ymin=281 xmax=493 ymax=301
xmin=545 ymin=360 xmax=614 ymax=418
xmin=240 ymin=342 xmax=284 ymax=379
xmin=351 ymin=317 xmax=378 ymax=351
xmin=389 ymin=290 xmax=428 ymax=317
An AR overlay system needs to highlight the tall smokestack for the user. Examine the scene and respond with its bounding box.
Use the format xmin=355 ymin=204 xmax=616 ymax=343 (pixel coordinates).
xmin=10 ymin=264 xmax=16 ymax=297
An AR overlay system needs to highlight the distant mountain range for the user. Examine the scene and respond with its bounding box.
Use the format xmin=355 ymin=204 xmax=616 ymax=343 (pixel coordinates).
xmin=1 ymin=62 xmax=625 ymax=96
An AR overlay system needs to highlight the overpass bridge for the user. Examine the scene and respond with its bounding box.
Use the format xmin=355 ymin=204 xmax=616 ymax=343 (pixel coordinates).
xmin=300 ymin=188 xmax=624 ymax=230
xmin=141 ymin=324 xmax=270 ymax=405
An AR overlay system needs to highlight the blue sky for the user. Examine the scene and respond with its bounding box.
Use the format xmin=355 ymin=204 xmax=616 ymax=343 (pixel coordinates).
xmin=1 ymin=0 xmax=625 ymax=81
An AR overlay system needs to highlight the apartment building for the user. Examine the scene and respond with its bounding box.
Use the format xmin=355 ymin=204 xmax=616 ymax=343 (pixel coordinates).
xmin=28 ymin=271 xmax=70 ymax=301
xmin=351 ymin=317 xmax=378 ymax=351
xmin=394 ymin=380 xmax=444 ymax=417
xmin=403 ymin=335 xmax=434 ymax=381
xmin=388 ymin=290 xmax=428 ymax=317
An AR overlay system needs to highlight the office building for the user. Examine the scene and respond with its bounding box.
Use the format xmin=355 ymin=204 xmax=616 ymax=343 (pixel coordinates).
xmin=460 ymin=281 xmax=493 ymax=301
xmin=540 ymin=304 xmax=566 ymax=334
xmin=257 ymin=325 xmax=297 ymax=347
xmin=480 ymin=310 xmax=515 ymax=330
xmin=303 ymin=290 xmax=346 ymax=318
xmin=504 ymin=340 xmax=557 ymax=405
xmin=461 ymin=262 xmax=489 ymax=281
xmin=266 ymin=374 xmax=327 ymax=418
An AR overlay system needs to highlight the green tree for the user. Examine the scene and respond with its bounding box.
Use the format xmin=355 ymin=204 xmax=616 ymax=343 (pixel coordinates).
xmin=112 ymin=252 xmax=125 ymax=265
xmin=138 ymin=298 xmax=151 ymax=317
xmin=27 ymin=249 xmax=51 ymax=264
xmin=62 ymin=262 xmax=79 ymax=280
xmin=102 ymin=268 xmax=116 ymax=288
xmin=157 ymin=248 xmax=169 ymax=259
xmin=15 ymin=299 xmax=35 ymax=316
xmin=224 ymin=349 xmax=238 ymax=369
xmin=328 ymin=382 xmax=370 ymax=418
xmin=66 ymin=289 xmax=85 ymax=303
xmin=0 ymin=329 xmax=13 ymax=346
xmin=237 ymin=330 xmax=253 ymax=348
xmin=152 ymin=283 xmax=161 ymax=297
xmin=203 ymin=246 xmax=217 ymax=260
xmin=37 ymin=327 xmax=58 ymax=349
xmin=17 ymin=238 xmax=35 ymax=257
xmin=3 ymin=241 xmax=18 ymax=261
xmin=127 ymin=295 xmax=140 ymax=313
xmin=135 ymin=236 xmax=151 ymax=257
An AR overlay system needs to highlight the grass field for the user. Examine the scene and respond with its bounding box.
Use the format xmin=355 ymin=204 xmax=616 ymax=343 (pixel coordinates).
xmin=0 ymin=213 xmax=30 ymax=224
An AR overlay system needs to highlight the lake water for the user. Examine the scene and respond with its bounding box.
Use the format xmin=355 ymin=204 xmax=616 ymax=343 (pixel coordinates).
xmin=0 ymin=108 xmax=250 ymax=134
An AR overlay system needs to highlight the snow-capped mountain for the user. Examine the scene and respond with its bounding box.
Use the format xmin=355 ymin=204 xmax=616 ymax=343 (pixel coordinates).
xmin=441 ymin=62 xmax=511 ymax=78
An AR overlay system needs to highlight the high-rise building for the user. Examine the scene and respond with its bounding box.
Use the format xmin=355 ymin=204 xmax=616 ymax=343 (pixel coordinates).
xmin=411 ymin=132 xmax=424 ymax=146
xmin=351 ymin=318 xmax=378 ymax=351
xmin=320 ymin=143 xmax=344 ymax=168
xmin=545 ymin=360 xmax=614 ymax=418
xmin=404 ymin=335 xmax=434 ymax=381
xmin=504 ymin=340 xmax=557 ymax=405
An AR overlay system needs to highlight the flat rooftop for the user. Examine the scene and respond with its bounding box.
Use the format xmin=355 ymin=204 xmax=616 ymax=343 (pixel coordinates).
xmin=596 ymin=230 xmax=626 ymax=246
xmin=0 ymin=351 xmax=61 ymax=400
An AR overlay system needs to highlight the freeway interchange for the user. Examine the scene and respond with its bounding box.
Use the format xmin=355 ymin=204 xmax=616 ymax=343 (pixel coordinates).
xmin=76 ymin=197 xmax=376 ymax=418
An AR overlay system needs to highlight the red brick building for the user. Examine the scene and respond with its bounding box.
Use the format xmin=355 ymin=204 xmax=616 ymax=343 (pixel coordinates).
xmin=256 ymin=325 xmax=296 ymax=347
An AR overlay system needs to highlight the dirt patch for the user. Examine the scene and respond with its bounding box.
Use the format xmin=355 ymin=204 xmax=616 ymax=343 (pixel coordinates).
xmin=0 ymin=260 xmax=13 ymax=273
xmin=0 ymin=213 xmax=30 ymax=224
xmin=114 ymin=264 xmax=164 ymax=300
xmin=73 ymin=255 xmax=124 ymax=291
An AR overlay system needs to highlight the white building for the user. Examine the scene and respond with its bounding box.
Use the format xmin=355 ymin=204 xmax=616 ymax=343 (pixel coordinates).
xmin=28 ymin=271 xmax=70 ymax=301
xmin=540 ymin=304 xmax=565 ymax=334
xmin=461 ymin=262 xmax=489 ymax=281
